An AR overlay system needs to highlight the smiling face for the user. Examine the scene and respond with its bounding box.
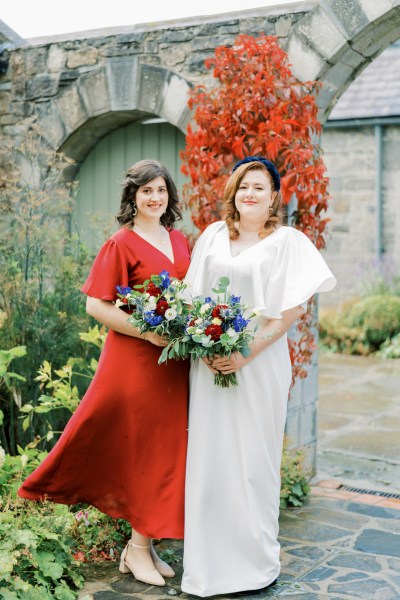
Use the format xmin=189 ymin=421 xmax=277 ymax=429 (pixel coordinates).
xmin=234 ymin=168 xmax=274 ymax=224
xmin=134 ymin=176 xmax=169 ymax=222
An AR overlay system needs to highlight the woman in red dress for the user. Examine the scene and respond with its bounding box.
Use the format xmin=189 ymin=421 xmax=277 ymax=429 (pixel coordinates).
xmin=18 ymin=160 xmax=190 ymax=587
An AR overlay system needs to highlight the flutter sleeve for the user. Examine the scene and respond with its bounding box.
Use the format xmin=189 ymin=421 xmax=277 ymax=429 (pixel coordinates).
xmin=258 ymin=227 xmax=336 ymax=319
xmin=80 ymin=239 xmax=129 ymax=301
xmin=184 ymin=221 xmax=226 ymax=299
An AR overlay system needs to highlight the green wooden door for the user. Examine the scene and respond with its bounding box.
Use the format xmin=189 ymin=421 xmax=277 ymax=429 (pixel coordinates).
xmin=74 ymin=121 xmax=191 ymax=246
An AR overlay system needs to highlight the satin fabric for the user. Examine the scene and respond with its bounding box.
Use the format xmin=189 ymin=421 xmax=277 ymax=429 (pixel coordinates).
xmin=182 ymin=223 xmax=336 ymax=596
xmin=18 ymin=227 xmax=190 ymax=539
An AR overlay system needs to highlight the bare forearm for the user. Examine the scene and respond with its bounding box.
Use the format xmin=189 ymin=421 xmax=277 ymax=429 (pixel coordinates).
xmin=251 ymin=306 xmax=305 ymax=358
xmin=86 ymin=296 xmax=143 ymax=338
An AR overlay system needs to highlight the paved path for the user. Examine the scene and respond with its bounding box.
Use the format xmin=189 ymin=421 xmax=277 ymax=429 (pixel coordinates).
xmin=79 ymin=491 xmax=400 ymax=599
xmin=317 ymin=353 xmax=400 ymax=494
xmin=79 ymin=354 xmax=400 ymax=599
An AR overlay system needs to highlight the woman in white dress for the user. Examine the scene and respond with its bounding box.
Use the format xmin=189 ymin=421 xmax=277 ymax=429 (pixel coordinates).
xmin=182 ymin=156 xmax=336 ymax=597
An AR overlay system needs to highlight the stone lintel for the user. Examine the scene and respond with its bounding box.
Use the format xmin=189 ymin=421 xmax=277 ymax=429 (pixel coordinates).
xmin=358 ymin=0 xmax=394 ymax=22
xmin=319 ymin=0 xmax=369 ymax=40
xmin=35 ymin=100 xmax=67 ymax=149
xmin=159 ymin=73 xmax=191 ymax=130
xmin=105 ymin=55 xmax=140 ymax=111
xmin=77 ymin=68 xmax=111 ymax=117
xmin=351 ymin=12 xmax=400 ymax=58
xmin=287 ymin=34 xmax=326 ymax=81
xmin=55 ymin=85 xmax=88 ymax=134
xmin=137 ymin=64 xmax=169 ymax=114
xmin=297 ymin=5 xmax=348 ymax=60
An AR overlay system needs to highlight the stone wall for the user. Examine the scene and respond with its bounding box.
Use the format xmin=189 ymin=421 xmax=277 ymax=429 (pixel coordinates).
xmin=321 ymin=124 xmax=400 ymax=307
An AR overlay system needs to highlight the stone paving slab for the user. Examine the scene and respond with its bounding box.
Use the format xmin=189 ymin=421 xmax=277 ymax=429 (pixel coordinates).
xmin=78 ymin=493 xmax=400 ymax=600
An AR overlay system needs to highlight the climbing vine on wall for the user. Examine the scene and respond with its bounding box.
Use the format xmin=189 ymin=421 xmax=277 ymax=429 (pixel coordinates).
xmin=181 ymin=34 xmax=330 ymax=381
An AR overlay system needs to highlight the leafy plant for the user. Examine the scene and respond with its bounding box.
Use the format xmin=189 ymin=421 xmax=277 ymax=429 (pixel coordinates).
xmin=0 ymin=120 xmax=95 ymax=453
xmin=181 ymin=34 xmax=330 ymax=382
xmin=377 ymin=333 xmax=400 ymax=358
xmin=280 ymin=444 xmax=310 ymax=509
xmin=346 ymin=295 xmax=400 ymax=348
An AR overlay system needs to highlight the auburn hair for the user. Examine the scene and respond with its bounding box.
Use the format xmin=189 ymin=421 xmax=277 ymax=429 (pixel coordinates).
xmin=116 ymin=159 xmax=182 ymax=229
xmin=223 ymin=162 xmax=284 ymax=240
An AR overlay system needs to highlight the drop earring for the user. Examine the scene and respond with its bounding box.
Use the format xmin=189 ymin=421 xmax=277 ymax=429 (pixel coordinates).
xmin=132 ymin=201 xmax=137 ymax=217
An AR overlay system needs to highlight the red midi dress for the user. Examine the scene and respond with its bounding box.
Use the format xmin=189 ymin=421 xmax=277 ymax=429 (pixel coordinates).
xmin=18 ymin=227 xmax=190 ymax=538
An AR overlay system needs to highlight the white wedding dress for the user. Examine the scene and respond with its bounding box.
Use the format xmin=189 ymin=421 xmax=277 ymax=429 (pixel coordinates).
xmin=182 ymin=222 xmax=336 ymax=597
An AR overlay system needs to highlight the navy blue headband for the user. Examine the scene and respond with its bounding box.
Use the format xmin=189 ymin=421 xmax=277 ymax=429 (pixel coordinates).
xmin=232 ymin=156 xmax=280 ymax=191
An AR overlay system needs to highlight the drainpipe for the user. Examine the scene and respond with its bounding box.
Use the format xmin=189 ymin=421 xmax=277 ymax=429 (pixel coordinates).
xmin=374 ymin=124 xmax=384 ymax=260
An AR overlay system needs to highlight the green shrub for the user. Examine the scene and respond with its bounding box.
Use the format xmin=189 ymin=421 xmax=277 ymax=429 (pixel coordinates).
xmin=345 ymin=295 xmax=400 ymax=348
xmin=280 ymin=445 xmax=310 ymax=509
xmin=319 ymin=303 xmax=373 ymax=356
xmin=377 ymin=333 xmax=400 ymax=359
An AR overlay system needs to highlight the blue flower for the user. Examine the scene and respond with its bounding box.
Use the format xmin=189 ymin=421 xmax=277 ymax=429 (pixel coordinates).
xmin=144 ymin=311 xmax=163 ymax=326
xmin=159 ymin=270 xmax=171 ymax=289
xmin=230 ymin=294 xmax=241 ymax=304
xmin=204 ymin=296 xmax=212 ymax=303
xmin=232 ymin=315 xmax=249 ymax=332
xmin=116 ymin=285 xmax=132 ymax=295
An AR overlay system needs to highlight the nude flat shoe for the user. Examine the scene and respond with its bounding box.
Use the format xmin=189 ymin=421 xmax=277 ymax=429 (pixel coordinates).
xmin=150 ymin=542 xmax=175 ymax=578
xmin=119 ymin=541 xmax=165 ymax=586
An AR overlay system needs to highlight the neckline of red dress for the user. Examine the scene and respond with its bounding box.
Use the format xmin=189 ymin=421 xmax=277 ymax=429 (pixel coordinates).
xmin=126 ymin=227 xmax=176 ymax=265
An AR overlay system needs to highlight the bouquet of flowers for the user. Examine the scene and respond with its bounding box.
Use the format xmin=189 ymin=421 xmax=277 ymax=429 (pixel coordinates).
xmin=159 ymin=276 xmax=257 ymax=387
xmin=116 ymin=270 xmax=190 ymax=341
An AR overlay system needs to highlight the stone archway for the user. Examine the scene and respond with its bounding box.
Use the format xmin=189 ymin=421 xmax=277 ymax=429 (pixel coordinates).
xmin=33 ymin=56 xmax=192 ymax=175
xmin=285 ymin=1 xmax=400 ymax=121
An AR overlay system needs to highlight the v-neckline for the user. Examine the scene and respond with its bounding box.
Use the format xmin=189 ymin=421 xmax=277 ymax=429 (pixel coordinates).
xmin=226 ymin=225 xmax=285 ymax=259
xmin=128 ymin=228 xmax=176 ymax=265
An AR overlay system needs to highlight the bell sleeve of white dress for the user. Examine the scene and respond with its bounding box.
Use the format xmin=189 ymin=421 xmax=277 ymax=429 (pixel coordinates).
xmin=258 ymin=227 xmax=337 ymax=319
xmin=183 ymin=221 xmax=226 ymax=300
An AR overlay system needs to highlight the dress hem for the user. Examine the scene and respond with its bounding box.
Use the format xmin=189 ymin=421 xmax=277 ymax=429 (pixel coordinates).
xmin=18 ymin=489 xmax=184 ymax=540
xmin=181 ymin=568 xmax=280 ymax=598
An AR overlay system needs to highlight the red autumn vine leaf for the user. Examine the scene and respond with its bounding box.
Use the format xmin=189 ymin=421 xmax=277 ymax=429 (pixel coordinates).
xmin=181 ymin=34 xmax=331 ymax=382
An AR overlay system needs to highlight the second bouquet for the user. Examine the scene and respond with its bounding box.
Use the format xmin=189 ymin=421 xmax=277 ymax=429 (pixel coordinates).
xmin=159 ymin=276 xmax=257 ymax=387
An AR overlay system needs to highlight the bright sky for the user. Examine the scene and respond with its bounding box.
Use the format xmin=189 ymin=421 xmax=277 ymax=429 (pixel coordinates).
xmin=2 ymin=0 xmax=305 ymax=39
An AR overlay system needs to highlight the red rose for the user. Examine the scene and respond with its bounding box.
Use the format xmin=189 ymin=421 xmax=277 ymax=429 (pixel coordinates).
xmin=212 ymin=304 xmax=228 ymax=318
xmin=147 ymin=282 xmax=162 ymax=297
xmin=205 ymin=324 xmax=223 ymax=341
xmin=155 ymin=300 xmax=169 ymax=316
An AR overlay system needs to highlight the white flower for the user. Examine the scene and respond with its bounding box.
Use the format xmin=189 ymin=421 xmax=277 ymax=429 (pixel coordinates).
xmin=0 ymin=446 xmax=5 ymax=469
xmin=195 ymin=318 xmax=203 ymax=325
xmin=212 ymin=318 xmax=222 ymax=325
xmin=200 ymin=303 xmax=211 ymax=314
xmin=226 ymin=327 xmax=236 ymax=337
xmin=115 ymin=299 xmax=124 ymax=308
xmin=165 ymin=308 xmax=177 ymax=321
xmin=164 ymin=293 xmax=173 ymax=302
xmin=195 ymin=328 xmax=204 ymax=334
xmin=147 ymin=296 xmax=157 ymax=307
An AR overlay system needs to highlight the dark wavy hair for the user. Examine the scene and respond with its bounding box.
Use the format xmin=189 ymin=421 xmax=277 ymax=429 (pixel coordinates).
xmin=116 ymin=159 xmax=182 ymax=229
xmin=223 ymin=162 xmax=284 ymax=240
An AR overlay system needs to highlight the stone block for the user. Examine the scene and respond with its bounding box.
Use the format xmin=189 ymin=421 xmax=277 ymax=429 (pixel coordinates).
xmin=358 ymin=0 xmax=393 ymax=22
xmin=144 ymin=40 xmax=158 ymax=54
xmin=35 ymin=100 xmax=67 ymax=149
xmin=298 ymin=6 xmax=348 ymax=60
xmin=56 ymin=85 xmax=88 ymax=133
xmin=26 ymin=74 xmax=60 ymax=100
xmin=161 ymin=28 xmax=196 ymax=43
xmin=287 ymin=35 xmax=326 ymax=81
xmin=275 ymin=16 xmax=292 ymax=38
xmin=320 ymin=0 xmax=369 ymax=39
xmin=77 ymin=68 xmax=111 ymax=117
xmin=186 ymin=51 xmax=214 ymax=74
xmin=198 ymin=21 xmax=239 ymax=36
xmin=0 ymin=91 xmax=11 ymax=114
xmin=239 ymin=17 xmax=275 ymax=37
xmin=66 ymin=47 xmax=98 ymax=69
xmin=160 ymin=44 xmax=188 ymax=68
xmin=352 ymin=13 xmax=400 ymax=58
xmin=48 ymin=44 xmax=66 ymax=72
xmin=192 ymin=36 xmax=234 ymax=52
xmin=105 ymin=55 xmax=140 ymax=111
xmin=24 ymin=47 xmax=48 ymax=75
xmin=100 ymin=43 xmax=142 ymax=57
xmin=159 ymin=73 xmax=191 ymax=128
xmin=137 ymin=64 xmax=168 ymax=114
xmin=117 ymin=32 xmax=146 ymax=44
